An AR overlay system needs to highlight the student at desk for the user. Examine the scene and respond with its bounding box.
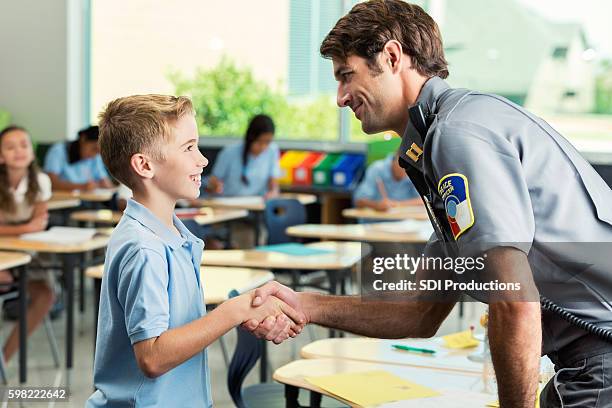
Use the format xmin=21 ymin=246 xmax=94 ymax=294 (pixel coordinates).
xmin=353 ymin=152 xmax=420 ymax=211
xmin=0 ymin=126 xmax=55 ymax=362
xmin=44 ymin=125 xmax=114 ymax=191
xmin=206 ymin=114 xmax=280 ymax=198
xmin=89 ymin=95 xmax=301 ymax=407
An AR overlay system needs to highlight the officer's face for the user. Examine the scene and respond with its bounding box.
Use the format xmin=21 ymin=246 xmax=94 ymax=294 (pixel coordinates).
xmin=333 ymin=54 xmax=402 ymax=134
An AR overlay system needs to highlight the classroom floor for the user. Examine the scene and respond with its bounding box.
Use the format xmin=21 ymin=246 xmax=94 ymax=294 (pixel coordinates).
xmin=0 ymin=281 xmax=487 ymax=407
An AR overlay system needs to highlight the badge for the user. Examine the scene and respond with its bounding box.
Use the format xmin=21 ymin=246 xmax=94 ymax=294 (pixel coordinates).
xmin=437 ymin=173 xmax=474 ymax=239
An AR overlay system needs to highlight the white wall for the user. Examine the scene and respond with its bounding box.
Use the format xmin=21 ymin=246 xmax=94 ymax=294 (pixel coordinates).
xmin=0 ymin=0 xmax=87 ymax=143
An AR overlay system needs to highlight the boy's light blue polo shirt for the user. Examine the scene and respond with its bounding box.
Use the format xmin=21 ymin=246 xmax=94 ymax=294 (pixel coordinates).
xmin=87 ymin=199 xmax=212 ymax=408
xmin=353 ymin=154 xmax=419 ymax=203
xmin=210 ymin=141 xmax=281 ymax=196
xmin=44 ymin=142 xmax=109 ymax=183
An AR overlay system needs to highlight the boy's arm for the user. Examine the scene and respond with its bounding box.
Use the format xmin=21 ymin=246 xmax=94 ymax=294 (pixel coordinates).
xmin=47 ymin=172 xmax=91 ymax=191
xmin=133 ymin=293 xmax=303 ymax=378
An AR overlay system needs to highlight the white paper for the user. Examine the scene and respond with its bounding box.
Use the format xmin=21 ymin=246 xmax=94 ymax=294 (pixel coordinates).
xmin=21 ymin=226 xmax=98 ymax=245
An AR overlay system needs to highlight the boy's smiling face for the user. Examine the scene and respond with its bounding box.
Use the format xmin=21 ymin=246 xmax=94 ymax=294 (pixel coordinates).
xmin=151 ymin=114 xmax=208 ymax=200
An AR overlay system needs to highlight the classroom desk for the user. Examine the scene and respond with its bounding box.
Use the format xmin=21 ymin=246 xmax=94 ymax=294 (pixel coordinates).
xmin=286 ymin=222 xmax=431 ymax=243
xmin=274 ymin=358 xmax=492 ymax=407
xmin=51 ymin=188 xmax=117 ymax=203
xmin=0 ymin=251 xmax=31 ymax=384
xmin=342 ymin=206 xmax=428 ymax=221
xmin=70 ymin=207 xmax=248 ymax=226
xmin=300 ymin=337 xmax=483 ymax=375
xmin=47 ymin=197 xmax=81 ymax=211
xmin=194 ymin=193 xmax=317 ymax=211
xmin=201 ymin=241 xmax=364 ymax=272
xmin=0 ymin=231 xmax=110 ymax=381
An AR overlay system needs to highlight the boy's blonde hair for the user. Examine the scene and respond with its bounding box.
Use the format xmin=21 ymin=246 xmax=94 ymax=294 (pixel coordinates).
xmin=98 ymin=94 xmax=194 ymax=189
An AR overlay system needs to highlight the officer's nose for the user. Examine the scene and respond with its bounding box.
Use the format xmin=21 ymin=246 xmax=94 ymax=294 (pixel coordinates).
xmin=337 ymin=86 xmax=351 ymax=108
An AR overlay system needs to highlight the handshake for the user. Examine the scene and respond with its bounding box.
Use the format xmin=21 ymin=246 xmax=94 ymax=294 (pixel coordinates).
xmin=238 ymin=281 xmax=309 ymax=344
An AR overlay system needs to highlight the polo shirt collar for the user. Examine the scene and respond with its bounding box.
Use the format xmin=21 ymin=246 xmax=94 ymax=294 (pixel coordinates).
xmin=123 ymin=199 xmax=202 ymax=251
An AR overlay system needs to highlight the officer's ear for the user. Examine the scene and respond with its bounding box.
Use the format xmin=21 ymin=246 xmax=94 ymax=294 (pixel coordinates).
xmin=382 ymin=40 xmax=403 ymax=74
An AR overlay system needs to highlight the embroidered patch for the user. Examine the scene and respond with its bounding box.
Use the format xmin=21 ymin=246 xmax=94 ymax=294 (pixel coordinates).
xmin=437 ymin=173 xmax=474 ymax=240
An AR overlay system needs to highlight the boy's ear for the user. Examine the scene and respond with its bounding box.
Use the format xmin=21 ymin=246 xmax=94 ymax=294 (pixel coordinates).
xmin=130 ymin=153 xmax=155 ymax=179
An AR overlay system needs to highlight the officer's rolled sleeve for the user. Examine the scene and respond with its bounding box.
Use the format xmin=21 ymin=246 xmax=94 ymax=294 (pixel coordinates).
xmin=430 ymin=121 xmax=535 ymax=255
xmin=117 ymin=248 xmax=170 ymax=344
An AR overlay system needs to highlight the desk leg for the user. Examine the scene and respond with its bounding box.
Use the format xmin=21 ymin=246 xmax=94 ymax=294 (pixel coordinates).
xmin=63 ymin=254 xmax=75 ymax=371
xmin=259 ymin=338 xmax=267 ymax=383
xmin=93 ymin=278 xmax=101 ymax=358
xmin=284 ymin=384 xmax=300 ymax=408
xmin=254 ymin=212 xmax=262 ymax=246
xmin=79 ymin=253 xmax=86 ymax=314
xmin=18 ymin=265 xmax=28 ymax=384
xmin=310 ymin=390 xmax=322 ymax=407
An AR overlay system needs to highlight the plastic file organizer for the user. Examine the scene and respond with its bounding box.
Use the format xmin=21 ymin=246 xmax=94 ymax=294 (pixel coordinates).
xmin=331 ymin=153 xmax=365 ymax=188
xmin=312 ymin=153 xmax=342 ymax=187
xmin=278 ymin=151 xmax=309 ymax=185
xmin=293 ymin=152 xmax=324 ymax=186
xmin=366 ymin=137 xmax=401 ymax=165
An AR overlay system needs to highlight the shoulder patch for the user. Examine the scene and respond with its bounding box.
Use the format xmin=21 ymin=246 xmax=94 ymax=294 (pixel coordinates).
xmin=437 ymin=173 xmax=474 ymax=240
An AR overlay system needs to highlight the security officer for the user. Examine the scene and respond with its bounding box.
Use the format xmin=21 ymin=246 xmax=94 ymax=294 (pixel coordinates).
xmin=243 ymin=1 xmax=612 ymax=407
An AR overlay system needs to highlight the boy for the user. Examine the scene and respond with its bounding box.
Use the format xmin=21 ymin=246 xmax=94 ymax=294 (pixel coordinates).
xmin=353 ymin=152 xmax=421 ymax=211
xmin=87 ymin=95 xmax=303 ymax=407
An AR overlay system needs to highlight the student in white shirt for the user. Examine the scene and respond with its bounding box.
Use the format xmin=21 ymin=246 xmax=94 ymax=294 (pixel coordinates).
xmin=0 ymin=126 xmax=55 ymax=362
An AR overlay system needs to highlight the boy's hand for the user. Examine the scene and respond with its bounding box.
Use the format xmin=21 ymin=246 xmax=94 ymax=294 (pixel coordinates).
xmin=242 ymin=282 xmax=309 ymax=343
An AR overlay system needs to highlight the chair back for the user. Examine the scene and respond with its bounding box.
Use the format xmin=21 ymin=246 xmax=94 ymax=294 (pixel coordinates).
xmin=263 ymin=198 xmax=306 ymax=245
xmin=227 ymin=327 xmax=263 ymax=408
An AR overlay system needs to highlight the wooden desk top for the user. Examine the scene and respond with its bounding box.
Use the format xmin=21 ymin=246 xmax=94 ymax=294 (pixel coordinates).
xmin=273 ymin=358 xmax=491 ymax=407
xmin=342 ymin=206 xmax=428 ymax=221
xmin=300 ymin=337 xmax=483 ymax=374
xmin=0 ymin=251 xmax=32 ymax=270
xmin=286 ymin=223 xmax=430 ymax=243
xmin=0 ymin=231 xmax=110 ymax=254
xmin=70 ymin=208 xmax=248 ymax=226
xmin=47 ymin=197 xmax=81 ymax=211
xmin=201 ymin=241 xmax=365 ymax=270
xmin=51 ymin=188 xmax=117 ymax=203
xmin=194 ymin=193 xmax=317 ymax=211
xmin=86 ymin=264 xmax=273 ymax=305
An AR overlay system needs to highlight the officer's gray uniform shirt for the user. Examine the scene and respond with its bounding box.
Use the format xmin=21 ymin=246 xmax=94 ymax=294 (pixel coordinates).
xmin=405 ymin=77 xmax=612 ymax=355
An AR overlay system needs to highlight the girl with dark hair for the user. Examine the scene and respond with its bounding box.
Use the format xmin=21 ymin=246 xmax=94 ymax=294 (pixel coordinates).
xmin=206 ymin=114 xmax=280 ymax=198
xmin=0 ymin=126 xmax=55 ymax=362
xmin=43 ymin=125 xmax=114 ymax=191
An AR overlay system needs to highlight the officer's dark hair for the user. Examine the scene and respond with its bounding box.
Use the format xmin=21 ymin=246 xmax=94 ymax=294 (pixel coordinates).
xmin=320 ymin=0 xmax=449 ymax=79
xmin=0 ymin=125 xmax=41 ymax=213
xmin=241 ymin=114 xmax=275 ymax=185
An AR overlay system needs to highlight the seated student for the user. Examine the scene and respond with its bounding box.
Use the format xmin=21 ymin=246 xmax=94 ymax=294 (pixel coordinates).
xmin=44 ymin=125 xmax=114 ymax=191
xmin=88 ymin=95 xmax=302 ymax=407
xmin=353 ymin=152 xmax=421 ymax=211
xmin=0 ymin=126 xmax=55 ymax=362
xmin=206 ymin=114 xmax=280 ymax=198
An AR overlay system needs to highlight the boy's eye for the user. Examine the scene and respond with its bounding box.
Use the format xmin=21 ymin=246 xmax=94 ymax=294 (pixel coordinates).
xmin=186 ymin=144 xmax=195 ymax=151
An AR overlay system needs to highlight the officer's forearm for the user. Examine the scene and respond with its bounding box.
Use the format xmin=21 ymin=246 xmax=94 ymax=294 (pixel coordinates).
xmin=488 ymin=301 xmax=541 ymax=408
xmin=300 ymin=292 xmax=455 ymax=338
